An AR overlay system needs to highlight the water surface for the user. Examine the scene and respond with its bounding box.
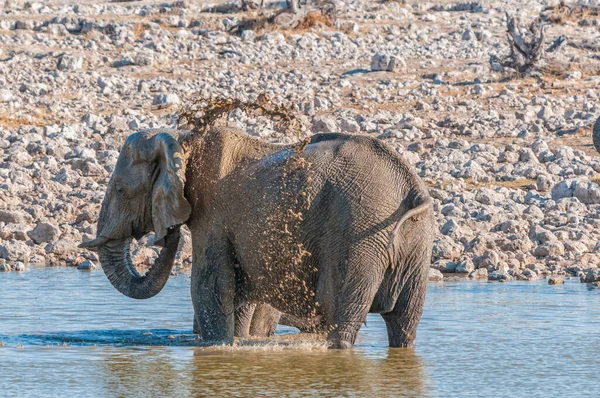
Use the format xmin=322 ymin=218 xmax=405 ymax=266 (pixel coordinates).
xmin=0 ymin=268 xmax=598 ymax=397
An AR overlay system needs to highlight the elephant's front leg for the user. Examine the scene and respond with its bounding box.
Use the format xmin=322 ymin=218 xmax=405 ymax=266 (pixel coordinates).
xmin=191 ymin=243 xmax=236 ymax=344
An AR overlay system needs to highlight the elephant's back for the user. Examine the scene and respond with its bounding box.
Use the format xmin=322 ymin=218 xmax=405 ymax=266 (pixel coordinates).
xmin=228 ymin=133 xmax=427 ymax=213
xmin=303 ymin=133 xmax=426 ymax=197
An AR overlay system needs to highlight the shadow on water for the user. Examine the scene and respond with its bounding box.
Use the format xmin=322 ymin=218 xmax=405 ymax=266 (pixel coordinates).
xmin=99 ymin=347 xmax=428 ymax=397
xmin=13 ymin=329 xmax=204 ymax=347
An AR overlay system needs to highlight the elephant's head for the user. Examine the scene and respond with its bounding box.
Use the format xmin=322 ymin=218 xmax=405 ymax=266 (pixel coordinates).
xmin=593 ymin=117 xmax=600 ymax=154
xmin=79 ymin=130 xmax=192 ymax=299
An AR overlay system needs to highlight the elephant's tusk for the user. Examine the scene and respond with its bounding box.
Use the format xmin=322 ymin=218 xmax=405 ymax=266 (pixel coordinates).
xmin=78 ymin=236 xmax=110 ymax=249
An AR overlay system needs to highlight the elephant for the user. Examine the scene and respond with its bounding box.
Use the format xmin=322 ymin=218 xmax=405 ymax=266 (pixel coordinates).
xmin=593 ymin=117 xmax=600 ymax=153
xmin=80 ymin=126 xmax=435 ymax=349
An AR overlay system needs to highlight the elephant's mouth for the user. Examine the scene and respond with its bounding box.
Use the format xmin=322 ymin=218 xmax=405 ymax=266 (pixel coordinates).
xmin=79 ymin=236 xmax=149 ymax=277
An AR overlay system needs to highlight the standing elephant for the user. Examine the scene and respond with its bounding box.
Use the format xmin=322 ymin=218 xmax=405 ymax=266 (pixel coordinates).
xmin=81 ymin=127 xmax=435 ymax=349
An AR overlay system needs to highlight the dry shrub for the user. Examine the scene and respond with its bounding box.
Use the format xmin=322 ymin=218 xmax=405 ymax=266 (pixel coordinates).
xmin=296 ymin=11 xmax=334 ymax=30
xmin=178 ymin=94 xmax=307 ymax=142
xmin=231 ymin=3 xmax=335 ymax=35
xmin=542 ymin=1 xmax=599 ymax=24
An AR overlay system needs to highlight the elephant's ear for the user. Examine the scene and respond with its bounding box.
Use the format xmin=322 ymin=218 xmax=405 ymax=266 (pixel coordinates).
xmin=149 ymin=132 xmax=192 ymax=246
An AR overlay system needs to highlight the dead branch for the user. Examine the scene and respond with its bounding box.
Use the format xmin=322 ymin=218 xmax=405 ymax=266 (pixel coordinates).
xmin=503 ymin=14 xmax=547 ymax=74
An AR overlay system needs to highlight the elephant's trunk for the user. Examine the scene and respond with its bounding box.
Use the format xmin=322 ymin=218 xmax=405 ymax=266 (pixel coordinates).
xmin=96 ymin=227 xmax=181 ymax=300
xmin=593 ymin=117 xmax=600 ymax=154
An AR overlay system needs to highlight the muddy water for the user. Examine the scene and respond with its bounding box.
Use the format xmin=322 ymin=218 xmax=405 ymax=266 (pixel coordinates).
xmin=0 ymin=268 xmax=599 ymax=397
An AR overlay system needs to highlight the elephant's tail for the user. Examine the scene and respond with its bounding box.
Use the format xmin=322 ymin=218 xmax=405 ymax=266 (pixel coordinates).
xmin=386 ymin=193 xmax=433 ymax=252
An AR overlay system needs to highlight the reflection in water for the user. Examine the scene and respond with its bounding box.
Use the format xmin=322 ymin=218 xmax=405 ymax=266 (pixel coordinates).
xmin=100 ymin=351 xmax=188 ymax=398
xmin=189 ymin=349 xmax=426 ymax=397
xmin=97 ymin=347 xmax=427 ymax=397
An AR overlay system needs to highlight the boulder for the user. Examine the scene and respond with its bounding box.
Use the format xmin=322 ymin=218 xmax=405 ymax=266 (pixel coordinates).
xmin=77 ymin=259 xmax=97 ymax=271
xmin=371 ymin=54 xmax=404 ymax=72
xmin=428 ymin=268 xmax=444 ymax=282
xmin=27 ymin=222 xmax=60 ymax=244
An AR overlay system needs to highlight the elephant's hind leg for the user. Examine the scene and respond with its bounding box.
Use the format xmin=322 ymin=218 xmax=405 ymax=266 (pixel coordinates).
xmin=249 ymin=304 xmax=281 ymax=337
xmin=234 ymin=302 xmax=257 ymax=338
xmin=327 ymin=247 xmax=384 ymax=349
xmin=382 ymin=264 xmax=428 ymax=348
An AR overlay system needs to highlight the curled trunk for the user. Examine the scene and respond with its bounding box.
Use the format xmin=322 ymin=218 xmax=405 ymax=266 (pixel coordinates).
xmin=593 ymin=117 xmax=600 ymax=154
xmin=97 ymin=227 xmax=181 ymax=299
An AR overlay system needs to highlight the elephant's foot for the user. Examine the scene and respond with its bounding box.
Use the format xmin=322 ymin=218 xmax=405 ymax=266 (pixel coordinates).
xmin=388 ymin=335 xmax=415 ymax=349
xmin=327 ymin=330 xmax=356 ymax=349
xmin=328 ymin=339 xmax=353 ymax=349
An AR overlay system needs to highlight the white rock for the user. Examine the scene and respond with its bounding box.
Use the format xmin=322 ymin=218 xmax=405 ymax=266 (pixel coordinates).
xmin=57 ymin=54 xmax=83 ymax=71
xmin=428 ymin=268 xmax=444 ymax=282
xmin=77 ymin=259 xmax=97 ymax=271
xmin=0 ymin=89 xmax=13 ymax=102
xmin=153 ymin=93 xmax=180 ymax=106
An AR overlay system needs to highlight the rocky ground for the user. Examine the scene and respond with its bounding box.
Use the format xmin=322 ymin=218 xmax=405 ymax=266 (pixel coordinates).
xmin=1 ymin=0 xmax=600 ymax=284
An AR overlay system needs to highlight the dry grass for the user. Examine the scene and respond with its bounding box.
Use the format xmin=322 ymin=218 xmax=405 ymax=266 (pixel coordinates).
xmin=591 ymin=175 xmax=600 ymax=184
xmin=464 ymin=178 xmax=536 ymax=190
xmin=542 ymin=1 xmax=599 ymax=24
xmin=132 ymin=23 xmax=149 ymax=41
xmin=231 ymin=10 xmax=334 ymax=36
xmin=0 ymin=111 xmax=58 ymax=129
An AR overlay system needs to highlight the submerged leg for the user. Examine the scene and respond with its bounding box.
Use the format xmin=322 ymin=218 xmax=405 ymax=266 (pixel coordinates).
xmin=235 ymin=302 xmax=257 ymax=338
xmin=327 ymin=247 xmax=383 ymax=349
xmin=249 ymin=304 xmax=281 ymax=337
xmin=382 ymin=263 xmax=428 ymax=348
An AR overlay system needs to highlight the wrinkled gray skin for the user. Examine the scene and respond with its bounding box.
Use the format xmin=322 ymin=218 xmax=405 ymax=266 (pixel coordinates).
xmin=82 ymin=127 xmax=435 ymax=349
xmin=593 ymin=117 xmax=600 ymax=154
